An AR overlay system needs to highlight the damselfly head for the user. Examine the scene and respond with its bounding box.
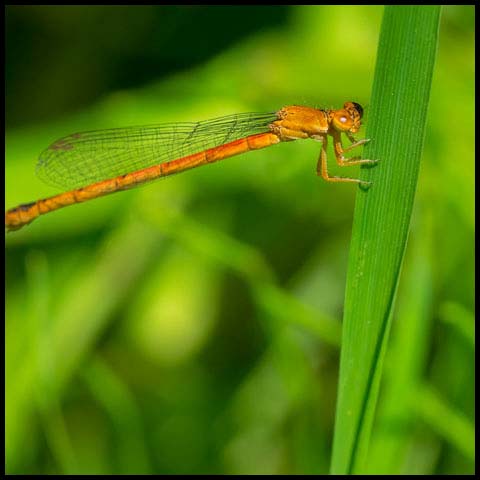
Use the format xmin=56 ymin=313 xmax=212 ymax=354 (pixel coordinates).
xmin=331 ymin=101 xmax=364 ymax=134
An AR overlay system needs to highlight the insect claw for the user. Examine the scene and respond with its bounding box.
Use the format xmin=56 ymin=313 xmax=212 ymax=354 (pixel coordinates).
xmin=359 ymin=180 xmax=373 ymax=189
xmin=361 ymin=158 xmax=379 ymax=167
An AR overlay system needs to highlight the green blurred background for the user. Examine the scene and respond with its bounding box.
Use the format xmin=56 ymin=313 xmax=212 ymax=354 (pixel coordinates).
xmin=5 ymin=5 xmax=474 ymax=474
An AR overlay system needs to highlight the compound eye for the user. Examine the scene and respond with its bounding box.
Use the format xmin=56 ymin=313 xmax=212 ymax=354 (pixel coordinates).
xmin=351 ymin=102 xmax=364 ymax=118
xmin=333 ymin=111 xmax=352 ymax=132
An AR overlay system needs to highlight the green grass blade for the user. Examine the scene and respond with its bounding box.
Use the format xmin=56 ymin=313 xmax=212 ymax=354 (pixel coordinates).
xmin=330 ymin=6 xmax=441 ymax=474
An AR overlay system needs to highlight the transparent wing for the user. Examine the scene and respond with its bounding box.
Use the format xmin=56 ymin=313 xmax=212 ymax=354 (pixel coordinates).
xmin=36 ymin=112 xmax=277 ymax=189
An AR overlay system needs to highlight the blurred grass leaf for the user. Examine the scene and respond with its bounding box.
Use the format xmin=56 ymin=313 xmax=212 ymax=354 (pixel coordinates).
xmin=412 ymin=384 xmax=475 ymax=462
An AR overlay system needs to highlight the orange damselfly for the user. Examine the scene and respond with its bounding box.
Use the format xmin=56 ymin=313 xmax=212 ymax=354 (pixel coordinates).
xmin=5 ymin=102 xmax=377 ymax=232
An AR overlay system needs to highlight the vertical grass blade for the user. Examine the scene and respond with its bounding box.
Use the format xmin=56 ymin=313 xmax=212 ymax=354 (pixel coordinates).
xmin=330 ymin=6 xmax=441 ymax=474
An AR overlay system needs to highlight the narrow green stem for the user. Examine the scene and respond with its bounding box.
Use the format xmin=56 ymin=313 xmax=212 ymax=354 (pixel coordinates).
xmin=330 ymin=6 xmax=441 ymax=474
